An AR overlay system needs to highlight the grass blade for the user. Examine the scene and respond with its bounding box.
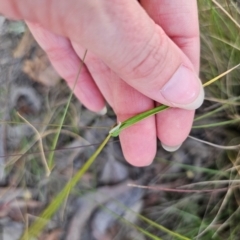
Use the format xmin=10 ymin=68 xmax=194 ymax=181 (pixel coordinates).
xmin=110 ymin=105 xmax=169 ymax=137
xmin=20 ymin=134 xmax=111 ymax=239
xmin=48 ymin=50 xmax=88 ymax=169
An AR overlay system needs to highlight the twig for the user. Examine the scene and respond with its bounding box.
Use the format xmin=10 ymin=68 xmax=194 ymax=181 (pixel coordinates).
xmin=16 ymin=112 xmax=50 ymax=177
xmin=128 ymin=183 xmax=228 ymax=193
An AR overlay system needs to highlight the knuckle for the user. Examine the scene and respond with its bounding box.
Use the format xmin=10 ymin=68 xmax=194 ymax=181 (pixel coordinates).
xmin=129 ymin=28 xmax=169 ymax=81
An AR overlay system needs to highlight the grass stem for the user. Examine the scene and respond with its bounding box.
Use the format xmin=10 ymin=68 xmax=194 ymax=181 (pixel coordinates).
xmin=47 ymin=50 xmax=88 ymax=169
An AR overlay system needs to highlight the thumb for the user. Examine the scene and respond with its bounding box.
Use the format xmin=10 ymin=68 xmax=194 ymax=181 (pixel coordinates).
xmin=66 ymin=0 xmax=204 ymax=110
xmin=67 ymin=0 xmax=204 ymax=110
xmin=90 ymin=2 xmax=204 ymax=110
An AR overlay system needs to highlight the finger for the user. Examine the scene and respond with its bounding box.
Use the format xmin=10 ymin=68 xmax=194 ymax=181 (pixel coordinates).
xmin=27 ymin=22 xmax=105 ymax=113
xmin=140 ymin=0 xmax=200 ymax=149
xmin=0 ymin=0 xmax=204 ymax=110
xmin=71 ymin=42 xmax=114 ymax=107
xmin=140 ymin=0 xmax=200 ymax=72
xmin=157 ymin=108 xmax=195 ymax=151
xmin=111 ymin=75 xmax=156 ymax=167
xmin=72 ymin=44 xmax=156 ymax=166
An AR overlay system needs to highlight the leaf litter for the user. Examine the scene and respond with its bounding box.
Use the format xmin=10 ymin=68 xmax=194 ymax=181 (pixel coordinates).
xmin=1 ymin=2 xmax=240 ymax=238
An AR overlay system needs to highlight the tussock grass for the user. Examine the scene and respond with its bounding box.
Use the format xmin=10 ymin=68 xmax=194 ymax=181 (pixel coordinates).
xmin=3 ymin=0 xmax=240 ymax=239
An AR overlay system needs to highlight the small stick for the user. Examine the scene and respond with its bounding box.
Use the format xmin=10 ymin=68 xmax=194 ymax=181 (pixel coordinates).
xmin=128 ymin=183 xmax=228 ymax=193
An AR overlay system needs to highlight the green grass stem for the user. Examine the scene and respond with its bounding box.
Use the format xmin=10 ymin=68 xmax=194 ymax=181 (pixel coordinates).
xmin=47 ymin=50 xmax=88 ymax=169
xmin=20 ymin=133 xmax=111 ymax=239
xmin=193 ymin=118 xmax=240 ymax=128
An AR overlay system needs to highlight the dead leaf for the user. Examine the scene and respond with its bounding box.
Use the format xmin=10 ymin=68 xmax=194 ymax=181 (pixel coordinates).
xmin=13 ymin=29 xmax=34 ymax=59
xmin=23 ymin=48 xmax=60 ymax=87
xmin=39 ymin=228 xmax=63 ymax=240
xmin=14 ymin=28 xmax=60 ymax=87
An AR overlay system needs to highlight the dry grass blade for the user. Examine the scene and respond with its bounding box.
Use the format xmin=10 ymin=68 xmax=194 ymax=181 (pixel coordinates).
xmin=188 ymin=135 xmax=240 ymax=150
xmin=16 ymin=111 xmax=50 ymax=176
xmin=212 ymin=0 xmax=240 ymax=29
xmin=20 ymin=134 xmax=111 ymax=239
xmin=128 ymin=183 xmax=228 ymax=193
xmin=195 ymin=186 xmax=232 ymax=238
xmin=203 ymin=62 xmax=240 ymax=87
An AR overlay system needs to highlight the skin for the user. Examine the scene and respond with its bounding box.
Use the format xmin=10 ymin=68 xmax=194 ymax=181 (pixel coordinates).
xmin=0 ymin=0 xmax=202 ymax=166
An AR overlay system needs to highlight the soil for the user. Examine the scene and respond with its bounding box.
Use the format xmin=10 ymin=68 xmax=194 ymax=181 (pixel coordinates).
xmin=0 ymin=15 xmax=239 ymax=240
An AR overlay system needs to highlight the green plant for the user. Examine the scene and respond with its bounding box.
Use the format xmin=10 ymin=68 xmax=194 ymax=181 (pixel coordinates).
xmin=4 ymin=0 xmax=240 ymax=239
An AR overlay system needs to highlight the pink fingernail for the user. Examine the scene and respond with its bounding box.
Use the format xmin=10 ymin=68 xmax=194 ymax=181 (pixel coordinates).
xmin=161 ymin=65 xmax=204 ymax=110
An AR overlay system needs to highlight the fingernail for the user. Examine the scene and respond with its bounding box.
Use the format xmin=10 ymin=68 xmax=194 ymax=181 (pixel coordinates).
xmin=97 ymin=106 xmax=107 ymax=115
xmin=161 ymin=143 xmax=181 ymax=152
xmin=161 ymin=65 xmax=204 ymax=110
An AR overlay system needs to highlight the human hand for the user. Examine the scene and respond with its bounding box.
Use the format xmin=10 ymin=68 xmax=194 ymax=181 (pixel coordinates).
xmin=0 ymin=0 xmax=204 ymax=166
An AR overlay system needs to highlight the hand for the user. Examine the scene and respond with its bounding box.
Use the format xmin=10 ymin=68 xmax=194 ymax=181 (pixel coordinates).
xmin=0 ymin=0 xmax=204 ymax=166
